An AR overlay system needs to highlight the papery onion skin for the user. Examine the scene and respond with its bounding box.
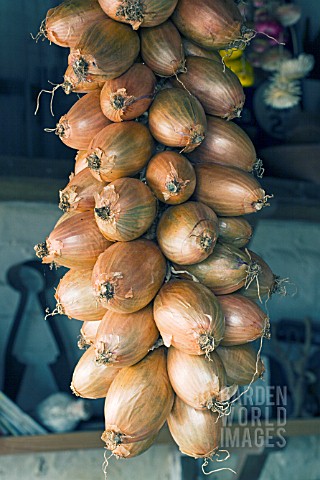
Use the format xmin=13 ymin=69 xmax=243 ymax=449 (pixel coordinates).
xmin=218 ymin=216 xmax=253 ymax=248
xmin=146 ymin=151 xmax=196 ymax=205
xmin=100 ymin=64 xmax=156 ymax=122
xmin=102 ymin=348 xmax=174 ymax=449
xmin=153 ymin=280 xmax=225 ymax=355
xmin=140 ymin=21 xmax=185 ymax=77
xmin=74 ymin=150 xmax=89 ymax=174
xmin=59 ymin=168 xmax=105 ymax=213
xmin=92 ymin=239 xmax=166 ymax=313
xmin=219 ymin=293 xmax=270 ymax=346
xmin=97 ymin=0 xmax=178 ymax=29
xmin=68 ymin=18 xmax=140 ymax=81
xmin=86 ymin=121 xmax=154 ymax=182
xmin=35 ymin=210 xmax=113 ymax=269
xmin=55 ymin=268 xmax=107 ymax=321
xmin=172 ymin=0 xmax=243 ymax=51
xmin=148 ymin=88 xmax=207 ymax=153
xmin=168 ymin=396 xmax=221 ymax=458
xmin=182 ymin=38 xmax=221 ymax=61
xmin=62 ymin=65 xmax=107 ymax=95
xmin=44 ymin=0 xmax=107 ymax=48
xmin=112 ymin=431 xmax=158 ymax=458
xmin=216 ymin=344 xmax=265 ymax=386
xmin=94 ymin=178 xmax=157 ymax=241
xmin=187 ymin=116 xmax=257 ymax=172
xmin=174 ymin=242 xmax=251 ymax=295
xmin=54 ymin=91 xmax=111 ymax=151
xmin=79 ymin=320 xmax=101 ymax=348
xmin=239 ymin=251 xmax=277 ymax=301
xmin=168 ymin=347 xmax=236 ymax=410
xmin=71 ymin=345 xmax=120 ymax=399
xmin=174 ymin=56 xmax=245 ymax=120
xmin=93 ymin=303 xmax=159 ymax=367
xmin=194 ymin=163 xmax=270 ymax=216
xmin=156 ymin=201 xmax=218 ymax=265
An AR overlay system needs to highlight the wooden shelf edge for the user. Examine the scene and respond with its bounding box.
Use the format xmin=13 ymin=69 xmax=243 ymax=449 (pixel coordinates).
xmin=0 ymin=418 xmax=319 ymax=456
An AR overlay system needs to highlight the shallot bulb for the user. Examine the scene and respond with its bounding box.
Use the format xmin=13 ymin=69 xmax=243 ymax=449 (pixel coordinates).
xmin=153 ymin=280 xmax=225 ymax=356
xmin=74 ymin=150 xmax=89 ymax=174
xmin=156 ymin=201 xmax=218 ymax=265
xmin=59 ymin=168 xmax=105 ymax=213
xmin=216 ymin=344 xmax=265 ymax=386
xmin=218 ymin=216 xmax=253 ymax=248
xmin=102 ymin=348 xmax=174 ymax=450
xmin=239 ymin=251 xmax=279 ymax=301
xmin=92 ymin=239 xmax=166 ymax=313
xmin=145 ymin=151 xmax=196 ymax=205
xmin=182 ymin=38 xmax=221 ymax=61
xmin=93 ymin=303 xmax=159 ymax=367
xmin=94 ymin=178 xmax=157 ymax=241
xmin=112 ymin=432 xmax=158 ymax=458
xmin=148 ymin=88 xmax=207 ymax=153
xmin=79 ymin=320 xmax=101 ymax=348
xmin=62 ymin=65 xmax=107 ymax=95
xmin=218 ymin=293 xmax=270 ymax=346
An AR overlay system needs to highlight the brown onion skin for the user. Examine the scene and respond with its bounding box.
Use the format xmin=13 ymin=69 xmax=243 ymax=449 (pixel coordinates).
xmin=167 ymin=347 xmax=233 ymax=410
xmin=173 ymin=56 xmax=245 ymax=120
xmin=80 ymin=320 xmax=101 ymax=347
xmin=93 ymin=303 xmax=159 ymax=367
xmin=55 ymin=268 xmax=107 ymax=321
xmin=74 ymin=150 xmax=89 ymax=174
xmin=102 ymin=348 xmax=174 ymax=449
xmin=239 ymin=251 xmax=276 ymax=301
xmin=97 ymin=0 xmax=178 ymax=29
xmin=112 ymin=432 xmax=158 ymax=458
xmin=218 ymin=216 xmax=253 ymax=248
xmin=148 ymin=88 xmax=207 ymax=153
xmin=182 ymin=38 xmax=221 ymax=61
xmin=55 ymin=91 xmax=111 ymax=151
xmin=44 ymin=0 xmax=107 ymax=48
xmin=172 ymin=0 xmax=243 ymax=50
xmin=100 ymin=64 xmax=156 ymax=122
xmin=187 ymin=116 xmax=257 ymax=172
xmin=140 ymin=21 xmax=185 ymax=77
xmin=94 ymin=178 xmax=157 ymax=241
xmin=86 ymin=121 xmax=154 ymax=182
xmin=153 ymin=280 xmax=225 ymax=355
xmin=146 ymin=151 xmax=196 ymax=204
xmin=216 ymin=344 xmax=265 ymax=386
xmin=35 ymin=211 xmax=113 ymax=269
xmin=174 ymin=243 xmax=251 ymax=295
xmin=71 ymin=345 xmax=120 ymax=399
xmin=194 ymin=163 xmax=269 ymax=216
xmin=218 ymin=293 xmax=269 ymax=346
xmin=68 ymin=18 xmax=140 ymax=80
xmin=157 ymin=201 xmax=218 ymax=265
xmin=92 ymin=239 xmax=166 ymax=313
xmin=59 ymin=168 xmax=106 ymax=213
xmin=168 ymin=396 xmax=221 ymax=458
xmin=62 ymin=65 xmax=107 ymax=95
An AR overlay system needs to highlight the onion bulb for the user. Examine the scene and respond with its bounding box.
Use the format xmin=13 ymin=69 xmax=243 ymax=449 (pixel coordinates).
xmin=239 ymin=251 xmax=279 ymax=301
xmin=94 ymin=178 xmax=157 ymax=241
xmin=34 ymin=210 xmax=112 ymax=269
xmin=219 ymin=293 xmax=270 ymax=346
xmin=173 ymin=243 xmax=252 ymax=295
xmin=93 ymin=303 xmax=159 ymax=367
xmin=68 ymin=18 xmax=140 ymax=81
xmin=153 ymin=280 xmax=225 ymax=355
xmin=98 ymin=0 xmax=178 ymax=29
xmin=172 ymin=0 xmax=245 ymax=51
xmin=216 ymin=344 xmax=265 ymax=386
xmin=100 ymin=64 xmax=156 ymax=122
xmin=140 ymin=21 xmax=185 ymax=77
xmin=59 ymin=168 xmax=105 ymax=213
xmin=62 ymin=65 xmax=107 ymax=95
xmin=92 ymin=239 xmax=166 ymax=313
xmin=174 ymin=56 xmax=245 ymax=120
xmin=41 ymin=0 xmax=107 ymax=48
xmin=218 ymin=216 xmax=253 ymax=248
xmin=167 ymin=347 xmax=237 ymax=411
xmin=168 ymin=396 xmax=221 ymax=458
xmin=71 ymin=345 xmax=120 ymax=399
xmin=146 ymin=151 xmax=196 ymax=204
xmin=148 ymin=88 xmax=206 ymax=153
xmin=86 ymin=121 xmax=154 ymax=182
xmin=51 ymin=91 xmax=111 ymax=151
xmin=102 ymin=348 xmax=174 ymax=449
xmin=194 ymin=164 xmax=271 ymax=216
xmin=157 ymin=201 xmax=218 ymax=265
xmin=79 ymin=320 xmax=101 ymax=348
xmin=182 ymin=38 xmax=221 ymax=61
xmin=187 ymin=115 xmax=261 ymax=174
xmin=74 ymin=150 xmax=89 ymax=174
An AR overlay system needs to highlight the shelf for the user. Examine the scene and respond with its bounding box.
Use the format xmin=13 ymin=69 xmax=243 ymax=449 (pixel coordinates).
xmin=0 ymin=418 xmax=319 ymax=456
